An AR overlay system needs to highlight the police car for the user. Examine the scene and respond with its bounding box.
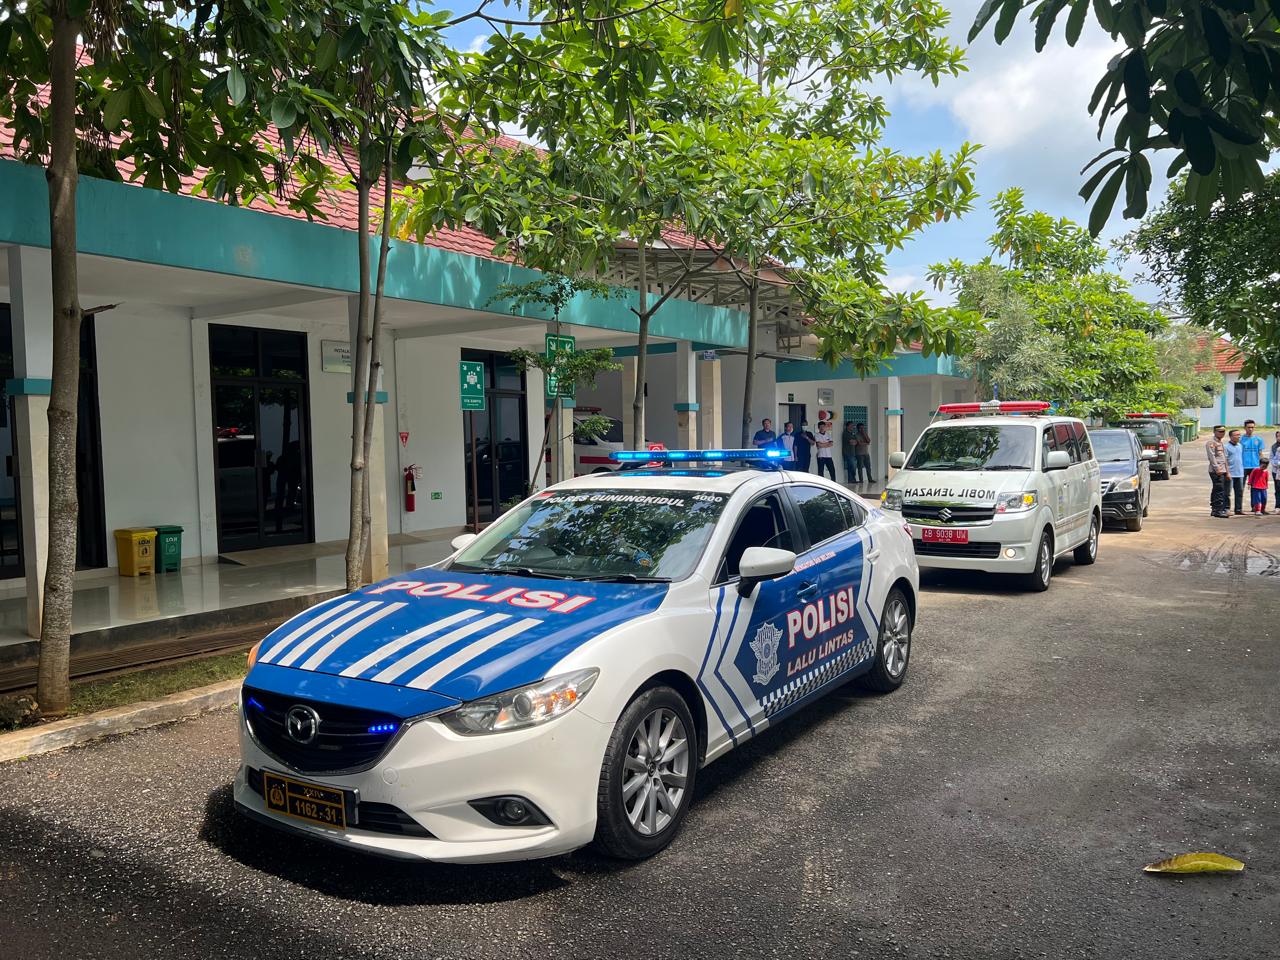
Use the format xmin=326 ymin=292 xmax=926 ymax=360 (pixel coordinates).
xmin=882 ymin=401 xmax=1102 ymax=591
xmin=235 ymin=448 xmax=918 ymax=863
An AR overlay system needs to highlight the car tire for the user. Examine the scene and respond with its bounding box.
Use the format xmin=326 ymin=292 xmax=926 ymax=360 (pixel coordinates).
xmin=1171 ymin=465 xmax=1179 ymax=476
xmin=1021 ymin=529 xmax=1053 ymax=592
xmin=1073 ymin=514 xmax=1099 ymax=564
xmin=594 ymin=685 xmax=698 ymax=860
xmin=860 ymin=588 xmax=912 ymax=693
xmin=1142 ymin=499 xmax=1149 ymax=518
xmin=1125 ymin=512 xmax=1143 ymax=532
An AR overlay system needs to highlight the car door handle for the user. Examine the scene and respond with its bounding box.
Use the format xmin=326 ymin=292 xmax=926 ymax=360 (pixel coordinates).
xmin=865 ymin=549 xmax=880 ymax=562
xmin=797 ymin=581 xmax=819 ymax=600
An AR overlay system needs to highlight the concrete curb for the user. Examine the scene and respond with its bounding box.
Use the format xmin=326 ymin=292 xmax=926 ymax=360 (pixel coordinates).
xmin=0 ymin=678 xmax=240 ymax=764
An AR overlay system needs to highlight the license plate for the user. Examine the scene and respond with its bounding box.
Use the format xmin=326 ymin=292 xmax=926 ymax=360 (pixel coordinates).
xmin=262 ymin=770 xmax=348 ymax=830
xmin=922 ymin=527 xmax=968 ymax=543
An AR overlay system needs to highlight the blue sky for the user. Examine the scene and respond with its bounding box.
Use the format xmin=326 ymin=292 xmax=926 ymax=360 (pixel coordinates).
xmin=443 ymin=2 xmax=1166 ymax=304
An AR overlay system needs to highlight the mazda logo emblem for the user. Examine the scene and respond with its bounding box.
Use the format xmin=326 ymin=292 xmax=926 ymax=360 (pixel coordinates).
xmin=938 ymin=507 xmax=953 ymax=522
xmin=285 ymin=705 xmax=321 ymax=744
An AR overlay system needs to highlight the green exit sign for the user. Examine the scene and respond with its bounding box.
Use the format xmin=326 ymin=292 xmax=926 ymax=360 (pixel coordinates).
xmin=430 ymin=491 xmax=442 ymax=501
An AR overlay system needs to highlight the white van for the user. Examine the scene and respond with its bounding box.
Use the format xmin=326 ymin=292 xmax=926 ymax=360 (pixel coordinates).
xmin=881 ymin=401 xmax=1102 ymax=591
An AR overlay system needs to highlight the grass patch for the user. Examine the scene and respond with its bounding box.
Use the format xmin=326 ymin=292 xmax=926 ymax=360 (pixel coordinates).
xmin=67 ymin=649 xmax=250 ymax=716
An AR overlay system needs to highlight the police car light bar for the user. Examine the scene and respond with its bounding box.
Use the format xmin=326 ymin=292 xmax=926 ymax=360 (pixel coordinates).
xmin=937 ymin=400 xmax=1052 ymax=415
xmin=610 ymin=448 xmax=789 ymax=463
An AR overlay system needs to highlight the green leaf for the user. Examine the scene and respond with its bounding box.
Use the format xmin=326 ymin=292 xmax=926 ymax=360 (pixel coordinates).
xmin=103 ymin=88 xmax=132 ymax=131
xmin=271 ymin=96 xmax=297 ymax=130
xmin=1172 ymin=69 xmax=1202 ymax=107
xmin=1123 ymin=52 xmax=1150 ymax=115
xmin=969 ymin=0 xmax=1007 ymax=42
xmin=137 ymin=85 xmax=165 ymax=120
xmin=1242 ymin=50 xmax=1271 ymax=100
xmin=1182 ymin=116 xmax=1216 ymax=174
xmin=993 ymin=0 xmax=1023 ymax=43
xmin=338 ymin=23 xmax=366 ymax=61
xmin=1065 ymin=0 xmax=1089 ymax=44
xmin=227 ymin=65 xmax=246 ymax=106
xmin=65 ymin=0 xmax=91 ymax=17
xmin=1088 ymin=165 xmax=1124 ymax=236
xmin=1201 ymin=7 xmax=1231 ymax=67
xmin=315 ymin=33 xmax=338 ymax=72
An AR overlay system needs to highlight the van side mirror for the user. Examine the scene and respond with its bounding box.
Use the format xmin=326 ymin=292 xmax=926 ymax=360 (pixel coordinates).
xmin=737 ymin=546 xmax=796 ymax=598
xmin=1045 ymin=450 xmax=1071 ymax=471
xmin=450 ymin=533 xmax=478 ymax=552
xmin=888 ymin=451 xmax=906 ymax=469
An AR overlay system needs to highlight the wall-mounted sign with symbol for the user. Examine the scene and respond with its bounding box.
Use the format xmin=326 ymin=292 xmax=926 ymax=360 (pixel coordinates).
xmin=544 ymin=334 xmax=577 ymax=399
xmin=459 ymin=360 xmax=486 ymax=411
xmin=399 ymin=431 xmax=410 ymax=448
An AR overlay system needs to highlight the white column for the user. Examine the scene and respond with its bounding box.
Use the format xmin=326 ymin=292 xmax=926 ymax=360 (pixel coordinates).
xmin=886 ymin=375 xmax=903 ymax=480
xmin=621 ymin=356 xmax=637 ymax=449
xmin=348 ymin=297 xmax=388 ymax=582
xmin=674 ymin=341 xmax=697 ymax=449
xmin=699 ymin=352 xmax=723 ymax=449
xmin=8 ymin=247 xmax=53 ymax=638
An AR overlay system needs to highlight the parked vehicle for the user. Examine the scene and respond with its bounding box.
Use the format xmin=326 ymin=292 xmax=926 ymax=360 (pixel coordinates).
xmin=1090 ymin=428 xmax=1155 ymax=531
xmin=573 ymin=411 xmax=624 ymax=474
xmin=1113 ymin=413 xmax=1180 ymax=479
xmin=236 ymin=448 xmax=918 ymax=862
xmin=882 ymin=400 xmax=1102 ymax=592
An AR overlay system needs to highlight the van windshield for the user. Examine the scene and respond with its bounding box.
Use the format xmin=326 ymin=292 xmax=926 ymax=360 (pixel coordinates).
xmin=906 ymin=424 xmax=1037 ymax=471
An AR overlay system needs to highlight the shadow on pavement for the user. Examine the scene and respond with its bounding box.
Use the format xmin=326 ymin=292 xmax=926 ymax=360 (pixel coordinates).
xmin=200 ymin=784 xmax=570 ymax=905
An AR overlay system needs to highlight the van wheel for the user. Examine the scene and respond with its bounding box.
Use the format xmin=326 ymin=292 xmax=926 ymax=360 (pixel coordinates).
xmin=594 ymin=686 xmax=698 ymax=860
xmin=1021 ymin=530 xmax=1053 ymax=592
xmin=1073 ymin=515 xmax=1099 ymax=565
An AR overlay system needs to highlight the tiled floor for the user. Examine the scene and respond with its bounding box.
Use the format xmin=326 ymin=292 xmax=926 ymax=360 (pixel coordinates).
xmin=0 ymin=537 xmax=455 ymax=646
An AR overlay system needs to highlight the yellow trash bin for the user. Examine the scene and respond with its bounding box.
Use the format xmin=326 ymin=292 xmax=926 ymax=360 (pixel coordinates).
xmin=114 ymin=527 xmax=157 ymax=577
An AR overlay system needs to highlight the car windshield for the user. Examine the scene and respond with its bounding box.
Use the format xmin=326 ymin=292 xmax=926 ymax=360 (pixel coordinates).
xmin=1090 ymin=431 xmax=1135 ymax=462
xmin=905 ymin=424 xmax=1037 ymax=471
xmin=449 ymin=488 xmax=728 ymax=581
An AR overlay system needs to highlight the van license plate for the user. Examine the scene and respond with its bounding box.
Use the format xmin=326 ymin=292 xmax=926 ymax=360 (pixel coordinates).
xmin=263 ymin=771 xmax=348 ymax=830
xmin=922 ymin=527 xmax=968 ymax=544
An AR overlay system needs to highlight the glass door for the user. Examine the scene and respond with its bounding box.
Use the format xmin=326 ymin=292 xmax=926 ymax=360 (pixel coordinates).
xmin=462 ymin=350 xmax=529 ymax=528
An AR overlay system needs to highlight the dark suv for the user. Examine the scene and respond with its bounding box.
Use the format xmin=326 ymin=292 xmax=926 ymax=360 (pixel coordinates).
xmin=1114 ymin=415 xmax=1180 ymax=480
xmin=1091 ymin=429 xmax=1154 ymax=530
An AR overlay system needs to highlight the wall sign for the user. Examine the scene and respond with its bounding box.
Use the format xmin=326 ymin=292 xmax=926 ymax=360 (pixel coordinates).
xmin=459 ymin=360 xmax=486 ymax=411
xmin=817 ymin=387 xmax=835 ymax=406
xmin=321 ymin=339 xmax=352 ymax=374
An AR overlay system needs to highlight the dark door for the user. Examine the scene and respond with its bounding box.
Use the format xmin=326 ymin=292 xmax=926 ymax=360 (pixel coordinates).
xmin=0 ymin=307 xmax=20 ymax=578
xmin=210 ymin=326 xmax=312 ymax=553
xmin=76 ymin=316 xmax=108 ymax=568
xmin=462 ymin=350 xmax=529 ymax=527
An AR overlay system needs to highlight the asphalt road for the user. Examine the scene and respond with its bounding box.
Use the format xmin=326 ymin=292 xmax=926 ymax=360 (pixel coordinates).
xmin=3 ymin=447 xmax=1278 ymax=959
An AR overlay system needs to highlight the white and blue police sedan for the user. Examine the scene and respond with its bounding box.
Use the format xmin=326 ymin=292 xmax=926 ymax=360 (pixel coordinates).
xmin=235 ymin=449 xmax=919 ymax=863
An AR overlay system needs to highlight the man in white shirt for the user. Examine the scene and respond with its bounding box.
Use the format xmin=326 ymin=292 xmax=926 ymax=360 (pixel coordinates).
xmin=778 ymin=421 xmax=796 ymax=463
xmin=815 ymin=420 xmax=836 ymax=480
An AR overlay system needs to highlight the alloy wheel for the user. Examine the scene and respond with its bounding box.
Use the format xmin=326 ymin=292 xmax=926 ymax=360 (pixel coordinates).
xmin=1040 ymin=539 xmax=1051 ymax=587
xmin=623 ymin=708 xmax=689 ymax=837
xmin=882 ymin=598 xmax=911 ymax=678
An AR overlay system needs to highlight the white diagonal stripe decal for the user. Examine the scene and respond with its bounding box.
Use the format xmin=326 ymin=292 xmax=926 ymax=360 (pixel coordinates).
xmin=298 ymin=602 xmax=408 ymax=672
xmin=371 ymin=613 xmax=512 ymax=685
xmin=405 ymin=618 xmax=542 ymax=691
xmin=277 ymin=600 xmax=382 ymax=667
xmin=258 ymin=600 xmax=360 ymax=665
xmin=339 ymin=609 xmax=484 ymax=678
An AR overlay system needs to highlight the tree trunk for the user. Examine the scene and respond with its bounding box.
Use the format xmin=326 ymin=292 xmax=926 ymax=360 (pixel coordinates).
xmin=345 ymin=153 xmax=374 ymax=592
xmin=632 ymin=244 xmax=649 ymax=450
xmin=36 ymin=10 xmax=84 ymax=717
xmin=358 ymin=153 xmax=394 ymax=573
xmin=740 ymin=280 xmax=759 ymax=447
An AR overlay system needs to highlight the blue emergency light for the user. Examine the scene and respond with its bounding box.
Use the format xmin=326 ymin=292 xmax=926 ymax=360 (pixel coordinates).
xmin=610 ymin=448 xmax=788 ymax=464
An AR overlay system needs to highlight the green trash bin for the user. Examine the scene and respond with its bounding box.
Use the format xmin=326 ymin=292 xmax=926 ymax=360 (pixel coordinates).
xmin=154 ymin=525 xmax=183 ymax=573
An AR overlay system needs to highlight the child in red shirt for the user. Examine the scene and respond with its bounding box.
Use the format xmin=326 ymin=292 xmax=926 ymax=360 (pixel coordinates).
xmin=1249 ymin=456 xmax=1270 ymax=515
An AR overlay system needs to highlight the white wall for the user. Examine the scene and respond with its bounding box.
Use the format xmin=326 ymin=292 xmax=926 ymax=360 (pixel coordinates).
xmin=720 ymin=353 xmax=777 ymax=448
xmin=390 ymin=336 xmax=465 ymax=533
xmin=1221 ymin=374 xmax=1272 ymax=425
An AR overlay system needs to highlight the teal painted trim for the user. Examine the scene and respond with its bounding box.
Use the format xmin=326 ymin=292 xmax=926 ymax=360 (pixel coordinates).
xmin=886 ymin=408 xmax=905 ymax=416
xmin=1219 ymin=386 xmax=1226 ymax=425
xmin=346 ymin=390 xmax=388 ymax=404
xmin=4 ymin=377 xmax=52 ymax=396
xmin=674 ymin=402 xmax=699 ymax=412
xmin=609 ymin=342 xmax=679 ymax=358
xmin=559 ymin=398 xmax=576 ymax=409
xmin=0 ymin=159 xmax=747 ymax=349
xmin=1266 ymin=376 xmax=1273 ymax=423
xmin=775 ymin=351 xmax=956 ymax=383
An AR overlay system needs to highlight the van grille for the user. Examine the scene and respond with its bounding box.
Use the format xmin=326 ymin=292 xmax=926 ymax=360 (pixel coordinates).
xmin=903 ymin=504 xmax=995 ymax=524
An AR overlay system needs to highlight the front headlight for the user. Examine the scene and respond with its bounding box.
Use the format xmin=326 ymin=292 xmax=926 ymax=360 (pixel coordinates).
xmin=438 ymin=669 xmax=599 ymax=736
xmin=881 ymin=489 xmax=903 ymax=511
xmin=1116 ymin=474 xmax=1140 ymax=490
xmin=995 ymin=491 xmax=1037 ymax=513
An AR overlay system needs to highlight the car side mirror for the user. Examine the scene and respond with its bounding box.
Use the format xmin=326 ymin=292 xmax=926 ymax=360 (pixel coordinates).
xmin=1045 ymin=450 xmax=1071 ymax=471
xmin=888 ymin=451 xmax=906 ymax=469
xmin=1139 ymin=449 xmax=1156 ymax=461
xmin=737 ymin=546 xmax=796 ymax=598
xmin=450 ymin=533 xmax=478 ymax=552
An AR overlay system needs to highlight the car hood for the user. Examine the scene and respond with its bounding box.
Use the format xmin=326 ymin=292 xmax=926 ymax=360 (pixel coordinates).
xmin=887 ymin=469 xmax=1033 ymax=505
xmin=247 ymin=569 xmax=668 ymax=701
xmin=1098 ymin=460 xmax=1138 ymax=479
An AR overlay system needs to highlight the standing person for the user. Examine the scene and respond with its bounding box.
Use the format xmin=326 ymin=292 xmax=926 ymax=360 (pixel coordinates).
xmin=1206 ymin=425 xmax=1230 ymax=519
xmin=752 ymin=418 xmax=777 ymax=450
xmin=1225 ymin=428 xmax=1246 ymax=515
xmin=1271 ymin=430 xmax=1280 ymax=506
xmin=855 ymin=422 xmax=875 ymax=484
xmin=793 ymin=421 xmax=815 ymax=473
xmin=841 ymin=421 xmax=858 ymax=482
xmin=1248 ymin=456 xmax=1270 ymax=515
xmin=815 ymin=420 xmax=836 ymax=479
xmin=778 ymin=422 xmax=796 ymax=464
xmin=1241 ymin=419 xmax=1264 ymax=474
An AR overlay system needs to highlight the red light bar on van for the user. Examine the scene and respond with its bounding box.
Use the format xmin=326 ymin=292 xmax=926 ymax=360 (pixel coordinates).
xmin=1124 ymin=412 xmax=1169 ymax=418
xmin=937 ymin=401 xmax=1052 ymax=415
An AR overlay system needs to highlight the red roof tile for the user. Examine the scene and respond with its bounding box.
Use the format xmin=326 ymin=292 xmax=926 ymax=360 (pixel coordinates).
xmin=1194 ymin=337 xmax=1245 ymax=375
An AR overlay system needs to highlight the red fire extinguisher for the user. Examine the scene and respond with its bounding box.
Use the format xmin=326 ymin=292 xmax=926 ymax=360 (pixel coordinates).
xmin=403 ymin=465 xmax=417 ymax=513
